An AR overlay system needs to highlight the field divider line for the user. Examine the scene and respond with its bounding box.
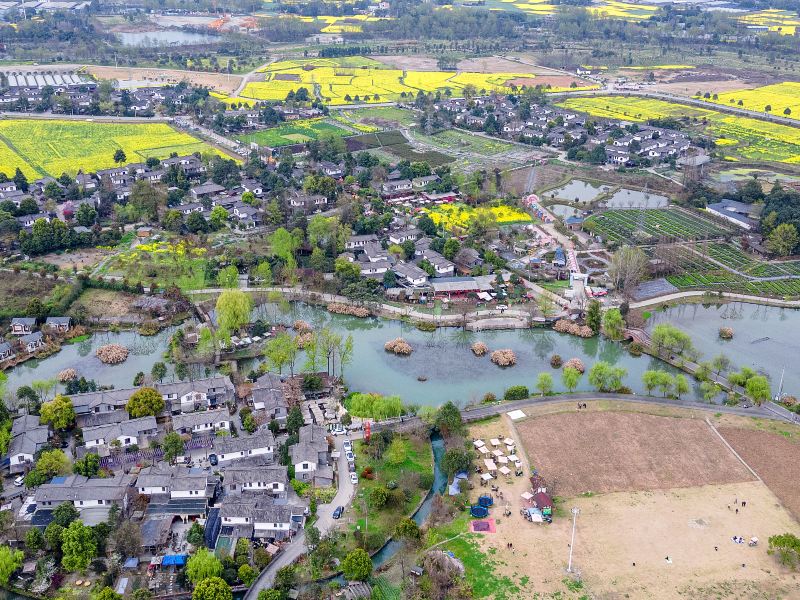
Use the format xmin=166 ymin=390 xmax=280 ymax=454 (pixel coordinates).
xmin=704 ymin=417 xmax=761 ymax=483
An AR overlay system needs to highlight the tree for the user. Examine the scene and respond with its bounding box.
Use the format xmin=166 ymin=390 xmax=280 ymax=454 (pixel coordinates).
xmin=217 ymin=266 xmax=239 ymax=289
xmin=237 ymin=564 xmax=257 ymax=586
xmin=0 ymin=546 xmax=23 ymax=585
xmin=264 ymin=332 xmax=295 ymax=375
xmin=601 ymin=308 xmax=625 ymax=341
xmin=53 ymin=501 xmax=80 ymax=527
xmin=209 ymin=205 xmax=228 ymax=230
xmin=588 ymin=361 xmax=627 ymax=392
xmin=385 ymin=438 xmax=409 ymax=466
xmin=585 ymin=299 xmax=602 ymax=334
xmin=126 ymin=387 xmax=165 ymax=418
xmin=305 ymin=524 xmax=321 ymax=549
xmin=163 ymin=432 xmax=185 ymax=463
xmin=187 ymin=522 xmax=205 ymax=547
xmin=674 ymin=374 xmax=689 ymax=399
xmin=113 ymin=521 xmax=142 ymax=558
xmin=257 ymin=592 xmax=282 ymax=600
xmin=61 ymin=520 xmax=97 ymax=572
xmin=767 ymin=223 xmax=799 ymax=257
xmin=608 ymin=246 xmax=649 ymax=296
xmin=342 ymin=548 xmax=372 ymax=581
xmin=44 ymin=522 xmax=64 ymax=551
xmin=287 ymin=405 xmax=304 ymax=435
xmin=434 ymin=401 xmax=464 ymax=437
xmin=418 ymin=213 xmax=437 ymax=235
xmin=40 ymin=394 xmax=76 ymax=430
xmin=768 ymin=533 xmax=800 ymax=569
xmin=745 ymin=375 xmax=770 ymax=405
xmin=26 ymin=526 xmax=45 ymax=552
xmin=711 ymin=353 xmax=732 ymax=375
xmin=394 ymin=518 xmax=421 ymax=542
xmin=132 ymin=589 xmax=153 ymax=600
xmin=30 ymin=448 xmax=71 ymax=481
xmin=187 ymin=212 xmax=208 ymax=233
xmin=535 ymin=372 xmax=553 ymax=396
xmin=443 ymin=238 xmax=460 ymax=260
xmin=113 ymin=149 xmax=127 ymax=164
xmin=442 ymin=447 xmax=473 ymax=477
xmin=562 ymin=366 xmax=582 ymax=393
xmin=253 ymin=261 xmax=273 ymax=284
xmin=192 ymin=577 xmax=232 ymax=600
xmin=216 ymin=290 xmax=253 ymax=340
xmin=76 ymin=203 xmax=97 ymax=227
xmin=186 ymin=549 xmax=224 ymax=584
xmin=151 ymin=362 xmax=167 ymax=383
xmin=700 ymin=381 xmax=722 ymax=402
xmin=273 ymin=565 xmax=296 ymax=592
xmin=96 ymin=588 xmax=122 ymax=600
xmin=642 ymin=370 xmax=660 ymax=395
xmin=651 ymin=324 xmax=694 ymax=357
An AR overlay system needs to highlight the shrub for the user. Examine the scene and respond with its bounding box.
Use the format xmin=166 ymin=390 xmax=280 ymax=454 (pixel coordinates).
xmin=327 ymin=303 xmax=369 ymax=317
xmin=293 ymin=320 xmax=312 ymax=332
xmin=58 ymin=368 xmax=78 ymax=382
xmin=719 ymin=327 xmax=734 ymax=340
xmin=628 ymin=341 xmax=644 ymax=356
xmin=416 ymin=321 xmax=436 ymax=332
xmin=490 ymin=349 xmax=516 ymax=366
xmin=384 ymin=337 xmax=412 ymax=355
xmin=504 ymin=385 xmax=529 ymax=401
xmin=563 ymin=358 xmax=585 ymax=373
xmin=550 ymin=354 xmax=563 ymax=368
xmin=96 ymin=344 xmax=129 ymax=364
xmin=471 ymin=342 xmax=489 ymax=356
xmin=482 ymin=392 xmax=497 ymax=404
xmin=554 ymin=319 xmax=593 ymax=338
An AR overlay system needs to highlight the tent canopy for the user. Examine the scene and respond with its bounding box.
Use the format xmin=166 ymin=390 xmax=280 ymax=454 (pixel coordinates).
xmin=478 ymin=446 xmax=489 ymax=454
xmin=499 ymin=466 xmax=512 ymax=475
xmin=473 ymin=440 xmax=485 ymax=448
xmin=521 ymin=492 xmax=534 ymax=500
xmin=490 ymin=438 xmax=500 ymax=446
xmin=161 ymin=555 xmax=188 ymax=566
xmin=503 ymin=438 xmax=514 ymax=446
xmin=480 ymin=473 xmax=494 ymax=481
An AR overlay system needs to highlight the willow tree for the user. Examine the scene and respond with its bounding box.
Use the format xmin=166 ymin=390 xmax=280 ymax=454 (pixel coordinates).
xmin=215 ymin=290 xmax=252 ymax=342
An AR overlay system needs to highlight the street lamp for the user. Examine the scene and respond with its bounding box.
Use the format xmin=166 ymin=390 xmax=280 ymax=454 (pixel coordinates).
xmin=567 ymin=507 xmax=580 ymax=573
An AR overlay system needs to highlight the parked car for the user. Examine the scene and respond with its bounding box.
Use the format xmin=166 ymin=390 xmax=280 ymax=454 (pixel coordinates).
xmin=330 ymin=423 xmax=345 ymax=435
xmin=13 ymin=475 xmax=24 ymax=487
xmin=349 ymin=472 xmax=358 ymax=485
xmin=175 ymin=456 xmax=191 ymax=465
xmin=343 ymin=440 xmax=353 ymax=452
xmin=208 ymin=454 xmax=218 ymax=466
xmin=345 ymin=451 xmax=355 ymax=463
xmin=332 ymin=506 xmax=344 ymax=519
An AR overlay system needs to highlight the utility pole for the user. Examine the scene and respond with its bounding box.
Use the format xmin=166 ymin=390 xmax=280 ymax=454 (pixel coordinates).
xmin=567 ymin=506 xmax=580 ymax=573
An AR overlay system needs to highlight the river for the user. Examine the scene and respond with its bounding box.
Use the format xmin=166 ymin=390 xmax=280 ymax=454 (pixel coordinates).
xmin=10 ymin=300 xmax=797 ymax=404
xmin=646 ymin=301 xmax=800 ymax=397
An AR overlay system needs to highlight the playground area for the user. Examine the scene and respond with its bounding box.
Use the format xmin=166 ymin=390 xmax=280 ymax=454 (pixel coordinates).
xmin=460 ymin=412 xmax=800 ymax=598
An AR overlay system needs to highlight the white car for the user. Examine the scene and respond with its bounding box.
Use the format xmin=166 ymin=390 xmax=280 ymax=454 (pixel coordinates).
xmin=349 ymin=472 xmax=358 ymax=485
xmin=343 ymin=440 xmax=353 ymax=452
xmin=345 ymin=451 xmax=355 ymax=463
xmin=330 ymin=424 xmax=345 ymax=436
xmin=13 ymin=475 xmax=24 ymax=487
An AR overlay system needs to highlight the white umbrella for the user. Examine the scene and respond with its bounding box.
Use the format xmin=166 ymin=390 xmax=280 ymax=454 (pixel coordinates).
xmin=503 ymin=438 xmax=514 ymax=446
xmin=484 ymin=459 xmax=497 ymax=471
xmin=492 ymin=449 xmax=504 ymax=458
xmin=508 ymin=454 xmax=519 ymax=463
xmin=490 ymin=438 xmax=501 ymax=447
xmin=499 ymin=466 xmax=512 ymax=476
xmin=506 ymin=444 xmax=515 ymax=454
xmin=521 ymin=491 xmax=534 ymax=500
xmin=481 ymin=473 xmax=494 ymax=481
xmin=473 ymin=440 xmax=485 ymax=448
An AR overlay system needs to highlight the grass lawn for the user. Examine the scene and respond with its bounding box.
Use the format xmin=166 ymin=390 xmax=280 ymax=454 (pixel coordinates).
xmin=102 ymin=240 xmax=210 ymax=291
xmin=341 ymin=433 xmax=433 ymax=555
xmin=234 ymin=118 xmax=351 ymax=147
xmin=0 ymin=119 xmax=225 ymax=179
xmin=340 ymin=106 xmax=419 ymax=129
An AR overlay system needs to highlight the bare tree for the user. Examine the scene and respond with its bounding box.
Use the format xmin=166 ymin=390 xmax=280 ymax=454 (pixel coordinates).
xmin=608 ymin=246 xmax=650 ymax=296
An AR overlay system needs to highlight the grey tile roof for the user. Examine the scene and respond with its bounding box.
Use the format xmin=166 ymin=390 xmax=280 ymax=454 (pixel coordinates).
xmin=224 ymin=465 xmax=287 ymax=486
xmin=215 ymin=430 xmax=275 ymax=455
xmin=34 ymin=473 xmax=134 ymax=503
xmin=82 ymin=416 xmax=157 ymax=444
xmin=171 ymin=408 xmax=230 ymax=431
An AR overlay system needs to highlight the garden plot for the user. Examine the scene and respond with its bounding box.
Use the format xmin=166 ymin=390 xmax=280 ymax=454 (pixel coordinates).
xmin=585 ymin=208 xmax=729 ymax=243
xmin=233 ymin=118 xmax=350 ymax=147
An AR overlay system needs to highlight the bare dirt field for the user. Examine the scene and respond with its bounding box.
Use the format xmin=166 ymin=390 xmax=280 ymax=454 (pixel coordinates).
xmin=40 ymin=248 xmax=112 ymax=271
xmin=69 ymin=288 xmax=140 ymax=321
xmin=372 ymin=55 xmax=440 ymax=71
xmin=652 ymin=80 xmax=759 ymax=96
xmin=457 ymin=411 xmax=800 ymax=599
xmin=719 ymin=427 xmax=800 ymax=521
xmin=85 ymin=65 xmax=242 ymax=94
xmin=509 ymin=75 xmax=589 ymax=89
xmin=516 ymin=411 xmax=754 ymax=497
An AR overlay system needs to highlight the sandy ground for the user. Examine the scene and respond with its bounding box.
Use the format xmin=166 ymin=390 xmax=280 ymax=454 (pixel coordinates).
xmin=516 ymin=411 xmax=754 ymax=497
xmin=464 ymin=415 xmax=800 ymax=599
xmin=85 ymin=65 xmax=242 ymax=94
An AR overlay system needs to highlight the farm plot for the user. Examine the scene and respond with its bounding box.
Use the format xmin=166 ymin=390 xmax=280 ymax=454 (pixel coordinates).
xmin=708 ymin=82 xmax=800 ymax=121
xmin=584 ymin=208 xmax=729 ymax=243
xmin=516 ymin=411 xmax=754 ymax=497
xmin=417 ymin=129 xmax=515 ymax=156
xmin=240 ymin=58 xmax=590 ymax=105
xmin=738 ymin=9 xmax=800 ymax=35
xmin=0 ymin=119 xmax=222 ymax=178
xmin=345 ymin=130 xmax=453 ymax=166
xmin=233 ymin=118 xmax=350 ymax=147
xmin=558 ymin=96 xmax=800 ymax=164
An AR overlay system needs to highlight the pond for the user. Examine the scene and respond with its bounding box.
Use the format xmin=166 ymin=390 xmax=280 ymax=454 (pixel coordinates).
xmin=5 ymin=328 xmax=179 ymax=393
xmin=547 ymin=204 xmax=583 ymax=219
xmin=117 ymin=30 xmax=221 ymax=47
xmin=545 ymin=180 xmax=610 ymax=204
xmin=645 ymin=302 xmax=800 ymax=397
xmin=605 ymin=188 xmax=669 ymax=209
xmin=242 ymin=302 xmax=703 ymax=404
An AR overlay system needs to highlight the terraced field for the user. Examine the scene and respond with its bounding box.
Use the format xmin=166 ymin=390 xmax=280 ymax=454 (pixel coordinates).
xmin=558 ymin=96 xmax=800 ymax=164
xmin=584 ymin=208 xmax=729 ymax=243
xmin=0 ymin=119 xmax=222 ymax=178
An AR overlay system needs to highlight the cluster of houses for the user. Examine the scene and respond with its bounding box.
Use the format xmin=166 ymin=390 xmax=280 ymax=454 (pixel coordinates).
xmin=437 ymin=94 xmax=692 ymax=165
xmin=3 ymin=373 xmax=340 ymax=554
xmin=0 ymin=316 xmax=72 ymax=362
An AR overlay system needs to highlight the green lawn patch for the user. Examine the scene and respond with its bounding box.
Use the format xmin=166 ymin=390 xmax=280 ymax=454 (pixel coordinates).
xmin=234 ymin=118 xmax=351 ymax=147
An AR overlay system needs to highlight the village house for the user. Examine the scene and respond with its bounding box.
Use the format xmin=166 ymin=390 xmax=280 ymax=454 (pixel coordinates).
xmin=136 ymin=465 xmax=215 ymax=500
xmin=171 ymin=408 xmax=232 ymax=435
xmin=10 ymin=317 xmax=36 ymax=335
xmin=82 ymin=416 xmax=159 ymax=451
xmin=290 ymin=424 xmax=333 ymax=486
xmin=222 ymin=462 xmax=288 ymax=498
xmin=44 ymin=316 xmax=71 ymax=333
xmin=219 ymin=501 xmax=302 ymax=541
xmin=0 ymin=341 xmax=15 ymax=362
xmin=345 ymin=234 xmax=379 ymax=251
xmin=360 ymin=260 xmax=391 ymax=277
xmin=453 ymin=247 xmax=484 ymax=274
xmin=381 ymin=179 xmax=413 ymax=195
xmin=388 ymin=228 xmax=421 ymax=245
xmin=190 ymin=181 xmax=226 ymax=200
xmin=34 ymin=473 xmax=135 ymax=517
xmin=70 ymin=389 xmax=133 ymax=417
xmin=20 ymin=331 xmax=45 ymax=353
xmin=159 ymin=376 xmax=236 ymax=413
xmin=393 ymin=262 xmax=429 ymax=287
xmin=214 ymin=430 xmax=276 ymax=465
xmin=249 ymin=372 xmax=289 ymax=426
xmin=7 ymin=415 xmax=49 ymax=474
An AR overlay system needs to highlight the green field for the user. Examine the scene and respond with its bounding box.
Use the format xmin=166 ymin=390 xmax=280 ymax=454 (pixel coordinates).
xmin=419 ymin=129 xmax=515 ymax=156
xmin=0 ymin=119 xmax=224 ymax=179
xmin=557 ymin=96 xmax=800 ymax=164
xmin=234 ymin=118 xmax=351 ymax=148
xmin=346 ymin=129 xmax=454 ymax=165
xmin=337 ymin=106 xmax=419 ymax=129
xmin=585 ymin=208 xmax=730 ymax=243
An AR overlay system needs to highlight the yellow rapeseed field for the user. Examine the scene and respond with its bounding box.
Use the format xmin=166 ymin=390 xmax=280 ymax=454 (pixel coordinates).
xmin=424 ymin=203 xmax=532 ymax=232
xmin=738 ymin=9 xmax=800 ymax=35
xmin=705 ymin=82 xmax=800 ymax=120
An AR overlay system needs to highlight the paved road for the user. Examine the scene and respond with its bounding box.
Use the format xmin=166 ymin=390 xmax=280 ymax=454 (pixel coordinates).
xmin=244 ymin=435 xmax=357 ymax=599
